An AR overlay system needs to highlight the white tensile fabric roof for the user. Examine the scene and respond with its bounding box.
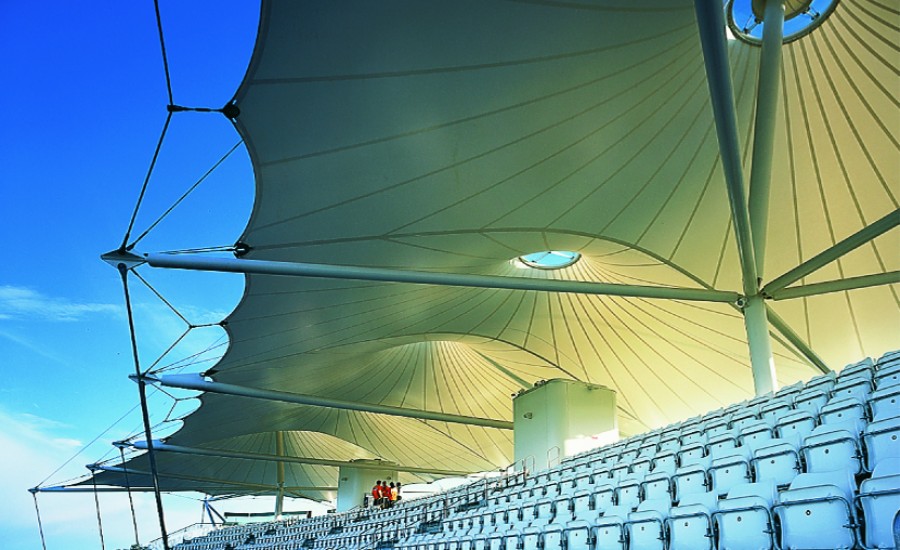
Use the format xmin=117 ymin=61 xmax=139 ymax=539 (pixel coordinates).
xmin=91 ymin=0 xmax=898 ymax=498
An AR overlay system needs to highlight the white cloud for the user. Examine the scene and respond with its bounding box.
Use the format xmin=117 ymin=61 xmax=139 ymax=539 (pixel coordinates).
xmin=0 ymin=285 xmax=120 ymax=322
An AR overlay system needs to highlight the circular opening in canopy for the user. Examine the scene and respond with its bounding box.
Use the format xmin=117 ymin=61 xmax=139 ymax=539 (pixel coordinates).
xmin=515 ymin=251 xmax=581 ymax=270
xmin=726 ymin=0 xmax=839 ymax=45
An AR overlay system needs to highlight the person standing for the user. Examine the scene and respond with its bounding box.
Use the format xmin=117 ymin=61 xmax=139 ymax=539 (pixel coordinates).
xmin=371 ymin=480 xmax=383 ymax=508
xmin=388 ymin=482 xmax=397 ymax=508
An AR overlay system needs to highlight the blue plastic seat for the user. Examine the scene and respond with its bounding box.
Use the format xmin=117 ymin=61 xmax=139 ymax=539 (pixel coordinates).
xmin=773 ymin=469 xmax=857 ymax=549
xmin=858 ymin=457 xmax=900 ymax=549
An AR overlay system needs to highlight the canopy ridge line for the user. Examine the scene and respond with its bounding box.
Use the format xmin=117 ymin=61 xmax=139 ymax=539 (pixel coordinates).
xmin=94 ymin=465 xmax=336 ymax=492
xmin=142 ymin=253 xmax=742 ymax=303
xmin=769 ymin=271 xmax=900 ymax=301
xmin=764 ymin=305 xmax=830 ymax=374
xmin=141 ymin=373 xmax=515 ymax=430
xmin=129 ymin=441 xmax=473 ymax=477
xmin=762 ymin=208 xmax=900 ymax=295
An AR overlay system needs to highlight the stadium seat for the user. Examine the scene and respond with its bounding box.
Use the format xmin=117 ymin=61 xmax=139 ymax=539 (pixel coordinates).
xmin=592 ymin=483 xmax=616 ymax=514
xmin=819 ymin=396 xmax=868 ymax=433
xmin=571 ymin=490 xmax=594 ymax=522
xmin=713 ymin=480 xmax=778 ymax=550
xmin=625 ymin=499 xmax=670 ymax=550
xmin=760 ymin=398 xmax=793 ymax=425
xmin=869 ymin=384 xmax=900 ymax=418
xmin=641 ymin=471 xmax=673 ymax=502
xmin=802 ymin=421 xmax=863 ymax=474
xmin=667 ymin=491 xmax=717 ymax=550
xmin=775 ymin=409 xmax=817 ymax=445
xmin=773 ymin=469 xmax=858 ymax=549
xmin=750 ymin=438 xmax=801 ymax=488
xmin=794 ymin=387 xmax=830 ymax=415
xmin=709 ymin=446 xmax=753 ymax=497
xmin=615 ymin=473 xmax=644 ymax=511
xmin=564 ymin=519 xmax=593 ymax=550
xmin=831 ymin=374 xmax=874 ymax=402
xmin=857 ymin=457 xmax=900 ymax=549
xmin=863 ymin=413 xmax=900 ymax=472
xmin=593 ymin=505 xmax=631 ymax=550
xmin=874 ymin=363 xmax=900 ymax=389
xmin=673 ymin=461 xmax=710 ymax=503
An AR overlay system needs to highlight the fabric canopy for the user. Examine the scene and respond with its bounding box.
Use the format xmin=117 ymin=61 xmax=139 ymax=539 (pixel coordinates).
xmin=89 ymin=0 xmax=898 ymax=497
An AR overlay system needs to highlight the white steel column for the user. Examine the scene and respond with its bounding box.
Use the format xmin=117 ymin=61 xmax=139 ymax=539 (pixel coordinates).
xmin=744 ymin=295 xmax=777 ymax=394
xmin=695 ymin=0 xmax=778 ymax=394
xmin=748 ymin=0 xmax=785 ymax=278
xmin=275 ymin=431 xmax=285 ymax=519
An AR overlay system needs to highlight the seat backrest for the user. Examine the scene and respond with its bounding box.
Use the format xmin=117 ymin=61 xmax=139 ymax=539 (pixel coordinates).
xmin=869 ymin=456 xmax=900 ymax=478
xmin=785 ymin=469 xmax=855 ymax=502
xmin=863 ymin=413 xmax=900 ymax=471
xmin=634 ymin=498 xmax=671 ymax=515
xmin=724 ymin=479 xmax=778 ymax=506
xmin=675 ymin=490 xmax=718 ymax=512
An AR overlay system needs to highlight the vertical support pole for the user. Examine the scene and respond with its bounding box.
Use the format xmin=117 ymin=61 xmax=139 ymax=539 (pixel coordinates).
xmin=695 ymin=0 xmax=780 ymax=395
xmin=749 ymin=0 xmax=785 ymax=277
xmin=119 ymin=264 xmax=170 ymax=550
xmin=275 ymin=431 xmax=285 ymax=519
xmin=744 ymin=295 xmax=777 ymax=394
xmin=694 ymin=0 xmax=759 ymax=297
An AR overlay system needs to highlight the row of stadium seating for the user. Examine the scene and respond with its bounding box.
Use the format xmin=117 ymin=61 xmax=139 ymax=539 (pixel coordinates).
xmin=175 ymin=350 xmax=900 ymax=550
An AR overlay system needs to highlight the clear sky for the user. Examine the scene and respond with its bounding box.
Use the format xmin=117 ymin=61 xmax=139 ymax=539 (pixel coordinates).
xmin=0 ymin=2 xmax=323 ymax=548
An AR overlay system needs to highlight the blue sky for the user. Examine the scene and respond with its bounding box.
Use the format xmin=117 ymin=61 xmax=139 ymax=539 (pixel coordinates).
xmin=0 ymin=2 xmax=319 ymax=548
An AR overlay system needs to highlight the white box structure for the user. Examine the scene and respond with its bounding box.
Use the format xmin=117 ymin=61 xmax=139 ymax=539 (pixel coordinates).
xmin=513 ymin=379 xmax=618 ymax=471
xmin=336 ymin=459 xmax=398 ymax=512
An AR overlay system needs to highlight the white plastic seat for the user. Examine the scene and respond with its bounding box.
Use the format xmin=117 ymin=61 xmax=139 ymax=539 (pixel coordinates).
xmin=667 ymin=491 xmax=717 ymax=550
xmin=572 ymin=472 xmax=592 ymax=491
xmin=650 ymin=449 xmax=678 ymax=476
xmin=760 ymin=398 xmax=794 ymax=425
xmin=869 ymin=384 xmax=900 ymax=418
xmin=709 ymin=446 xmax=753 ymax=497
xmin=551 ymin=496 xmax=572 ymax=525
xmin=625 ymin=499 xmax=670 ymax=550
xmin=857 ymin=457 xmax=900 ymax=549
xmin=775 ymin=409 xmax=817 ymax=445
xmin=802 ymin=421 xmax=863 ymax=474
xmin=704 ymin=417 xmax=732 ymax=438
xmin=805 ymin=372 xmax=837 ymax=393
xmin=839 ymin=357 xmax=875 ymax=380
xmin=863 ymin=413 xmax=900 ymax=472
xmin=591 ymin=484 xmax=615 ymax=514
xmin=520 ymin=526 xmax=541 ymax=550
xmin=713 ymin=480 xmax=777 ymax=550
xmin=592 ymin=506 xmax=630 ymax=550
xmin=751 ymin=438 xmax=801 ymax=488
xmin=874 ymin=362 xmax=900 ymax=389
xmin=678 ymin=441 xmax=707 ymax=465
xmin=738 ymin=420 xmax=775 ymax=450
xmin=631 ymin=456 xmax=653 ymax=477
xmin=706 ymin=432 xmax=737 ymax=455
xmin=487 ymin=530 xmax=504 ymax=550
xmin=679 ymin=428 xmax=707 ymax=447
xmin=731 ymin=408 xmax=761 ymax=431
xmin=793 ymin=387 xmax=830 ymax=415
xmin=541 ymin=523 xmax=565 ymax=550
xmin=673 ymin=460 xmax=710 ymax=503
xmin=615 ymin=474 xmax=643 ymax=511
xmin=564 ymin=519 xmax=593 ymax=550
xmin=819 ymin=396 xmax=868 ymax=434
xmin=831 ymin=374 xmax=874 ymax=403
xmin=773 ymin=469 xmax=857 ymax=549
xmin=641 ymin=471 xmax=673 ymax=502
xmin=501 ymin=528 xmax=521 ymax=550
xmin=571 ymin=490 xmax=594 ymax=522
